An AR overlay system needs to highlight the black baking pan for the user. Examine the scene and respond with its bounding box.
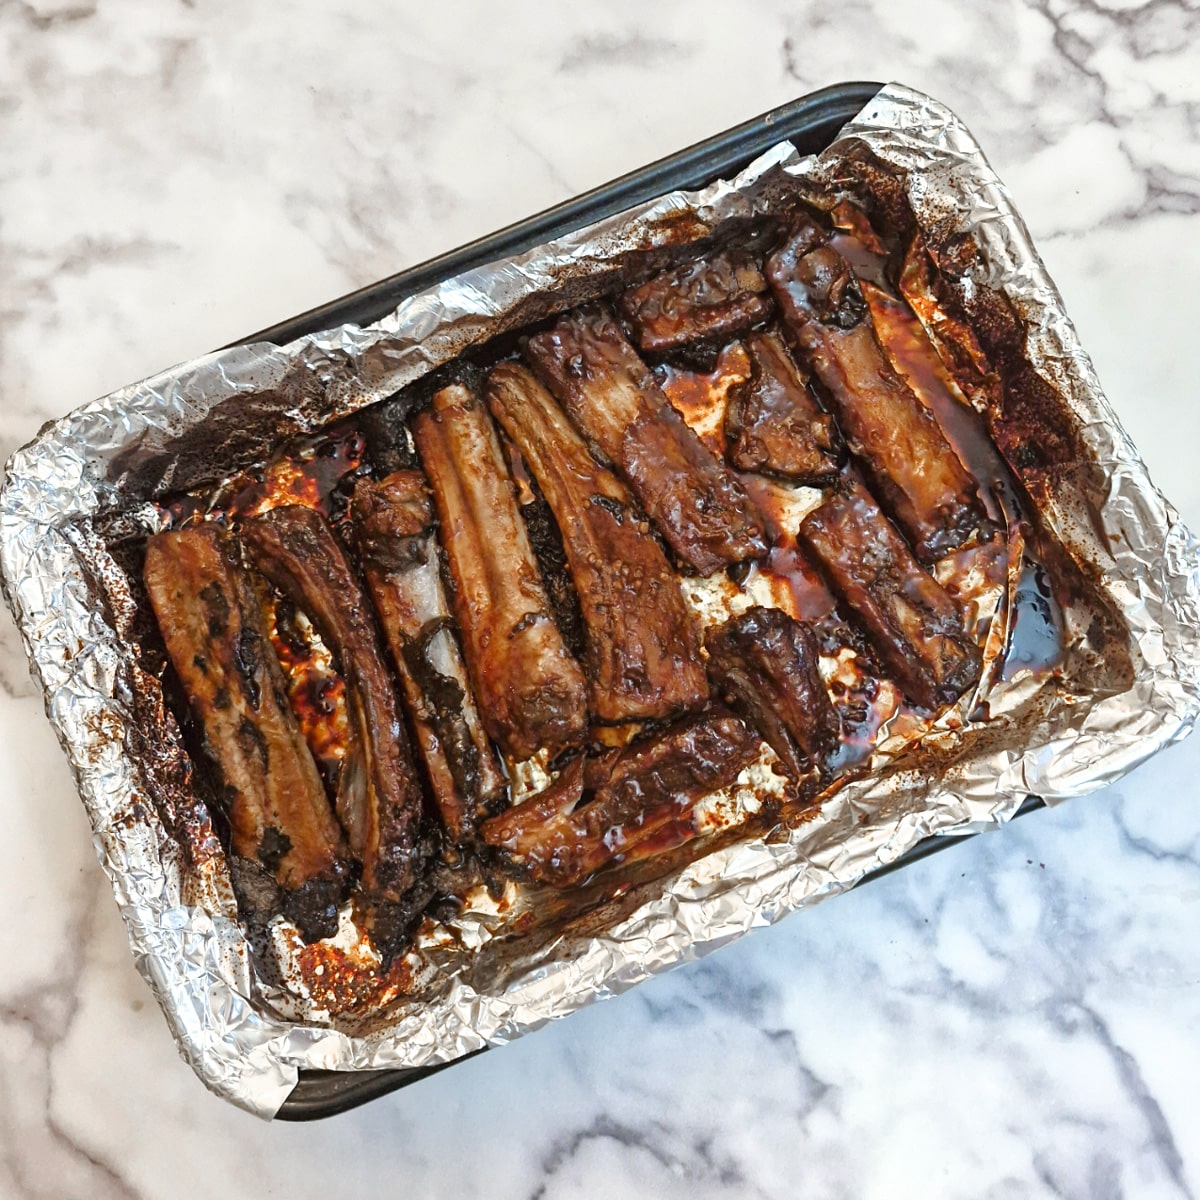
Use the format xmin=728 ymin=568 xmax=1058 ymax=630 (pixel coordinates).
xmin=229 ymin=79 xmax=1045 ymax=1120
xmin=235 ymin=81 xmax=882 ymax=349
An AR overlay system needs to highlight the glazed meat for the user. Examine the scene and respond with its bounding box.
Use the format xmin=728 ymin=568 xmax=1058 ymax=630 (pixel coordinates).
xmin=480 ymin=709 xmax=762 ymax=887
xmin=143 ymin=525 xmax=349 ymax=941
xmin=524 ymin=305 xmax=768 ymax=575
xmin=618 ymin=247 xmax=774 ymax=355
xmin=798 ymin=478 xmax=983 ymax=709
xmin=240 ymin=505 xmax=428 ymax=946
xmin=485 ymin=362 xmax=709 ymax=723
xmin=767 ymin=221 xmax=985 ymax=561
xmin=145 ymin=193 xmax=1041 ymax=973
xmin=352 ymin=472 xmax=505 ymax=844
xmin=704 ymin=606 xmax=840 ymax=780
xmin=724 ymin=329 xmax=843 ymax=482
xmin=412 ymin=379 xmax=588 ymax=761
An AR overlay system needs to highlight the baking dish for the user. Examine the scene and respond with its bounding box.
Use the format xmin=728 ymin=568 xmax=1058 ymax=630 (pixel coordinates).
xmin=4 ymin=80 xmax=1196 ymax=1119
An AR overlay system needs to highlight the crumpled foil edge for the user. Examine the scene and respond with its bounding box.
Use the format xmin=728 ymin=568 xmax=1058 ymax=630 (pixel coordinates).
xmin=3 ymin=84 xmax=1198 ymax=1117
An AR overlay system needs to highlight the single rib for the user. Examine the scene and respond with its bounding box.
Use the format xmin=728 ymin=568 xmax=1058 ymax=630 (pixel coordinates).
xmin=618 ymin=246 xmax=774 ymax=355
xmin=144 ymin=524 xmax=349 ymax=941
xmin=524 ymin=305 xmax=768 ymax=574
xmin=485 ymin=361 xmax=709 ymax=723
xmin=412 ymin=379 xmax=588 ymax=760
xmin=767 ymin=221 xmax=984 ymax=561
xmin=704 ymin=606 xmax=840 ymax=779
xmin=798 ymin=478 xmax=983 ymax=709
xmin=724 ymin=329 xmax=843 ymax=483
xmin=480 ymin=709 xmax=761 ymax=887
xmin=352 ymin=471 xmax=506 ymax=844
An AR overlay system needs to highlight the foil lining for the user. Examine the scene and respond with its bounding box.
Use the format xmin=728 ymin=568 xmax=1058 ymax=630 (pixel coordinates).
xmin=3 ymin=84 xmax=1199 ymax=1118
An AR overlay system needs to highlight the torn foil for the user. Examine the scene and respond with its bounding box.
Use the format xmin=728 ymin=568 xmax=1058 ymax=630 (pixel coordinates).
xmin=3 ymin=84 xmax=1199 ymax=1118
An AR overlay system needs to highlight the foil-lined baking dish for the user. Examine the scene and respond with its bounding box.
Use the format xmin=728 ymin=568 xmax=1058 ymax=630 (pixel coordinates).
xmin=3 ymin=83 xmax=1198 ymax=1118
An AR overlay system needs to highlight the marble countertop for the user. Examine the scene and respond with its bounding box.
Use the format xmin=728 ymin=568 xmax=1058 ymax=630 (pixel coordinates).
xmin=2 ymin=2 xmax=1198 ymax=1197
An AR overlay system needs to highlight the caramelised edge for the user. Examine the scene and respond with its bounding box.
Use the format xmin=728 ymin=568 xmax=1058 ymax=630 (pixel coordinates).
xmin=618 ymin=246 xmax=774 ymax=355
xmin=524 ymin=304 xmax=768 ymax=575
xmin=352 ymin=471 xmax=506 ymax=845
xmin=704 ymin=606 xmax=840 ymax=781
xmin=725 ymin=329 xmax=843 ymax=482
xmin=798 ymin=477 xmax=983 ymax=710
xmin=143 ymin=524 xmax=350 ymax=942
xmin=240 ymin=504 xmax=429 ymax=952
xmin=767 ymin=220 xmax=985 ymax=561
xmin=480 ymin=708 xmax=762 ymax=887
xmin=485 ymin=362 xmax=709 ymax=724
xmin=412 ymin=380 xmax=588 ymax=761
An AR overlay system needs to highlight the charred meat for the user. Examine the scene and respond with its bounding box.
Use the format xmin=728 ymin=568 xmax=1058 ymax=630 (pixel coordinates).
xmin=240 ymin=505 xmax=427 ymax=930
xmin=724 ymin=329 xmax=842 ymax=482
xmin=524 ymin=305 xmax=768 ymax=575
xmin=144 ymin=525 xmax=349 ymax=941
xmin=412 ymin=379 xmax=588 ymax=760
xmin=352 ymin=472 xmax=506 ymax=844
xmin=480 ymin=709 xmax=762 ymax=887
xmin=704 ymin=606 xmax=840 ymax=780
xmin=618 ymin=247 xmax=774 ymax=356
xmin=767 ymin=221 xmax=985 ymax=561
xmin=485 ymin=362 xmax=709 ymax=723
xmin=798 ymin=478 xmax=983 ymax=709
xmin=146 ymin=199 xmax=1037 ymax=968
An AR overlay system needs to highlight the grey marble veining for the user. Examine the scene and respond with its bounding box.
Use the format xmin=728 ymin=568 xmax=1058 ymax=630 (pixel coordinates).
xmin=0 ymin=2 xmax=1197 ymax=1197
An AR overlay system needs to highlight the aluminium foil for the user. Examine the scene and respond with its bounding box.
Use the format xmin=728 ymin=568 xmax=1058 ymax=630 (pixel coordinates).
xmin=2 ymin=84 xmax=1197 ymax=1116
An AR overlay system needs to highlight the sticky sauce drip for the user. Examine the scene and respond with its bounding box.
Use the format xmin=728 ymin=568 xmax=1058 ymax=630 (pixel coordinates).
xmin=832 ymin=226 xmax=1065 ymax=681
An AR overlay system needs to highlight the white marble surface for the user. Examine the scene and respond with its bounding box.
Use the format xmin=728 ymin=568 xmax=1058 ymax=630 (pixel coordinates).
xmin=1 ymin=1 xmax=1198 ymax=1196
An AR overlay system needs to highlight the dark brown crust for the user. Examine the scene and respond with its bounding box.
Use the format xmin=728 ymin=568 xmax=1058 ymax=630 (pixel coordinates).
xmin=485 ymin=362 xmax=709 ymax=723
xmin=618 ymin=247 xmax=774 ymax=355
xmin=767 ymin=221 xmax=985 ymax=561
xmin=239 ymin=505 xmax=427 ymax=907
xmin=798 ymin=478 xmax=983 ymax=709
xmin=351 ymin=472 xmax=506 ymax=844
xmin=143 ymin=525 xmax=350 ymax=941
xmin=524 ymin=305 xmax=768 ymax=575
xmin=724 ymin=329 xmax=843 ymax=482
xmin=511 ymin=471 xmax=588 ymax=662
xmin=480 ymin=709 xmax=762 ymax=887
xmin=412 ymin=381 xmax=588 ymax=761
xmin=704 ymin=606 xmax=840 ymax=779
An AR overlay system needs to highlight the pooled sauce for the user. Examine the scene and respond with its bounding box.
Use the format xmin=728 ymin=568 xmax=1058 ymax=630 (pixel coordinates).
xmin=736 ymin=476 xmax=837 ymax=624
xmin=751 ymin=545 xmax=838 ymax=624
xmin=831 ymin=226 xmax=890 ymax=288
